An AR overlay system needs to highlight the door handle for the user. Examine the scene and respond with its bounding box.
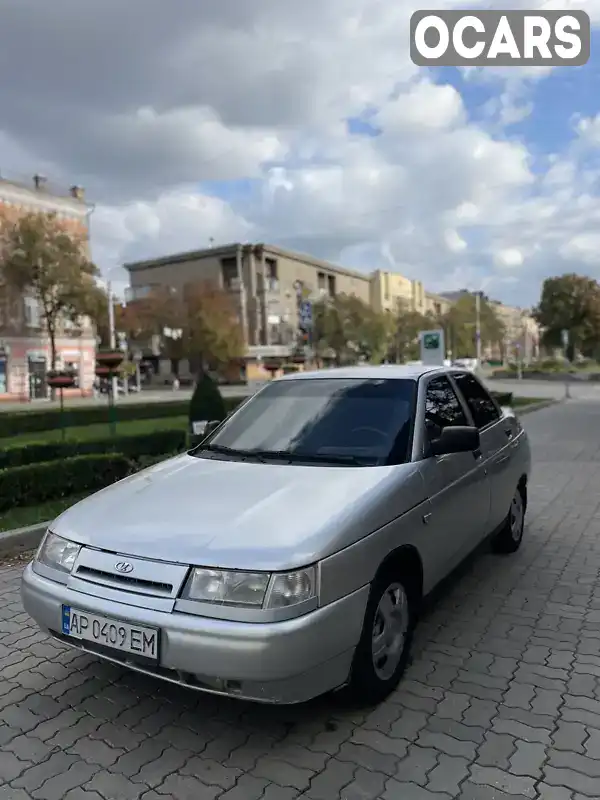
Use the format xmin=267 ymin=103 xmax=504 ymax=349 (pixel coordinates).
xmin=504 ymin=428 xmax=513 ymax=439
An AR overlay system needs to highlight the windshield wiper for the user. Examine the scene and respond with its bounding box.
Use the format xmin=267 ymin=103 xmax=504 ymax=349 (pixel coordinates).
xmin=246 ymin=449 xmax=367 ymax=466
xmin=196 ymin=444 xmax=367 ymax=466
xmin=195 ymin=444 xmax=267 ymax=462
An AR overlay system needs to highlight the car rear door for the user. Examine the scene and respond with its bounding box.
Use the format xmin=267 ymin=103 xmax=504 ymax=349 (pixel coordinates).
xmin=416 ymin=374 xmax=491 ymax=583
xmin=451 ymin=371 xmax=517 ymax=532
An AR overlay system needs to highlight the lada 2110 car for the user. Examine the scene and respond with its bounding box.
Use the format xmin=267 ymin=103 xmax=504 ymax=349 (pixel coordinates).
xmin=22 ymin=365 xmax=531 ymax=705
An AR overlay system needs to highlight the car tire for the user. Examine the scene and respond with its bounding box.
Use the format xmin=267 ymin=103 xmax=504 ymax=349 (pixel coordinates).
xmin=344 ymin=567 xmax=417 ymax=706
xmin=491 ymin=484 xmax=526 ymax=554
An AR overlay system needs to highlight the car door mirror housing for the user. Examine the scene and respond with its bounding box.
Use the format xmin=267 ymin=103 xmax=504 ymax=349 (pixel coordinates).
xmin=204 ymin=419 xmax=221 ymax=437
xmin=429 ymin=425 xmax=480 ymax=457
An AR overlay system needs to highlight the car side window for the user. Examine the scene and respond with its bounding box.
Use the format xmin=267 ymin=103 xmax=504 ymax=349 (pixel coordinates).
xmin=453 ymin=373 xmax=500 ymax=429
xmin=425 ymin=376 xmax=468 ymax=432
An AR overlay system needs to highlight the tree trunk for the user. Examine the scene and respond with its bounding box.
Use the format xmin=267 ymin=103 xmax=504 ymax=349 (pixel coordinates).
xmin=192 ymin=352 xmax=206 ymax=384
xmin=48 ymin=322 xmax=57 ymax=401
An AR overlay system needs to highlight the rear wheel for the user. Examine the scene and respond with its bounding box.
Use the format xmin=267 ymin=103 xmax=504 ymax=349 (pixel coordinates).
xmin=344 ymin=568 xmax=417 ymax=706
xmin=492 ymin=485 xmax=526 ymax=554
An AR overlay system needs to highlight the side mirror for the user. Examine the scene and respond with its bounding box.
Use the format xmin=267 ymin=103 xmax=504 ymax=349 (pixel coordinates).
xmin=189 ymin=419 xmax=221 ymax=448
xmin=204 ymin=419 xmax=220 ymax=437
xmin=429 ymin=425 xmax=480 ymax=457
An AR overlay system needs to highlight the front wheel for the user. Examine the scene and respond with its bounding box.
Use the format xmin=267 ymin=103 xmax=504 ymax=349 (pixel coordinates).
xmin=492 ymin=485 xmax=526 ymax=554
xmin=344 ymin=571 xmax=416 ymax=706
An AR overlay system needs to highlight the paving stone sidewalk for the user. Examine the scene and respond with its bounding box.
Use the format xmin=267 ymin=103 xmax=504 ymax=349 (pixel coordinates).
xmin=1 ymin=400 xmax=600 ymax=799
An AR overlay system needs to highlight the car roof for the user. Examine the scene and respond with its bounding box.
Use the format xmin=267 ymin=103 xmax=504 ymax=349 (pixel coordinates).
xmin=275 ymin=364 xmax=456 ymax=382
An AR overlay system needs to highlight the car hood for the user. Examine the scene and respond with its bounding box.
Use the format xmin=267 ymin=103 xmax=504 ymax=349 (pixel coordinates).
xmin=52 ymin=453 xmax=426 ymax=571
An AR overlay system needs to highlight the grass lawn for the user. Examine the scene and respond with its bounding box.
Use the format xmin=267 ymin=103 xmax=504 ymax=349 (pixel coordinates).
xmin=0 ymin=493 xmax=88 ymax=532
xmin=0 ymin=415 xmax=188 ymax=446
xmin=511 ymin=397 xmax=546 ymax=407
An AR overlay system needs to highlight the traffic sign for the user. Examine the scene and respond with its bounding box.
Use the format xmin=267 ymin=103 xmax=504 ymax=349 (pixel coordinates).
xmin=419 ymin=329 xmax=445 ymax=366
xmin=300 ymin=301 xmax=312 ymax=326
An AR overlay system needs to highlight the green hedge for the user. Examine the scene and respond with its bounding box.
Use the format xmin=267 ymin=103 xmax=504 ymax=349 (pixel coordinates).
xmin=0 ymin=428 xmax=188 ymax=469
xmin=0 ymin=396 xmax=243 ymax=439
xmin=0 ymin=454 xmax=133 ymax=512
xmin=491 ymin=390 xmax=513 ymax=405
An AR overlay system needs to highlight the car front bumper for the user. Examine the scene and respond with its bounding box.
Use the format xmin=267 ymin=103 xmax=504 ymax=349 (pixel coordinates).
xmin=21 ymin=562 xmax=369 ymax=704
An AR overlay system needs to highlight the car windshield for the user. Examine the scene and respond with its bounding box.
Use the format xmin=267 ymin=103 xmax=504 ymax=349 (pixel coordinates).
xmin=194 ymin=377 xmax=417 ymax=466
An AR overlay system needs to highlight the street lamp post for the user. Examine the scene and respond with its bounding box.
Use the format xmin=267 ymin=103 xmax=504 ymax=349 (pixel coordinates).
xmin=107 ymin=279 xmax=118 ymax=401
xmin=475 ymin=291 xmax=482 ymax=367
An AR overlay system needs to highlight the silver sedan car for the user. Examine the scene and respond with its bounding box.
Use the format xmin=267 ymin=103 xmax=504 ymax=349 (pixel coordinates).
xmin=22 ymin=365 xmax=530 ymax=706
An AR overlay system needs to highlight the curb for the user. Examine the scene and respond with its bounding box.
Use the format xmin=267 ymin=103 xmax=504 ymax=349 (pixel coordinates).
xmin=0 ymin=521 xmax=49 ymax=559
xmin=513 ymin=399 xmax=559 ymax=415
xmin=0 ymin=398 xmax=560 ymax=561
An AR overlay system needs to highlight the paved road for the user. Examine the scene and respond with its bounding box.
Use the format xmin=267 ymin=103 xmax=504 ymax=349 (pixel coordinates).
xmin=1 ymin=400 xmax=600 ymax=799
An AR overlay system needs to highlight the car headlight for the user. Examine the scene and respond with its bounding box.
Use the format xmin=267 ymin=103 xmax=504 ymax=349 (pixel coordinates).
xmin=36 ymin=532 xmax=81 ymax=574
xmin=266 ymin=568 xmax=316 ymax=609
xmin=184 ymin=569 xmax=270 ymax=607
xmin=183 ymin=566 xmax=317 ymax=609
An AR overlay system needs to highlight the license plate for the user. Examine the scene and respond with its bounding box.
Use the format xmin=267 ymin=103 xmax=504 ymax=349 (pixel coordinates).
xmin=61 ymin=606 xmax=159 ymax=662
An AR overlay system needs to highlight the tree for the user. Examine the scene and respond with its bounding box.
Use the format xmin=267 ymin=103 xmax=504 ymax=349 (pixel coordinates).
xmin=441 ymin=293 xmax=505 ymax=359
xmin=80 ymin=283 xmax=110 ymax=345
xmin=111 ymin=282 xmax=244 ymax=376
xmin=389 ymin=301 xmax=429 ymax=362
xmin=184 ymin=282 xmax=244 ymax=374
xmin=533 ymin=274 xmax=600 ymax=360
xmin=0 ymin=212 xmax=98 ymax=371
xmin=312 ymin=294 xmax=390 ymax=364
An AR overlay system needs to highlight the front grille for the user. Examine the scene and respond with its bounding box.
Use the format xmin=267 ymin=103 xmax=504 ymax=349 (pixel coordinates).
xmin=72 ymin=548 xmax=190 ymax=600
xmin=75 ymin=566 xmax=173 ymax=595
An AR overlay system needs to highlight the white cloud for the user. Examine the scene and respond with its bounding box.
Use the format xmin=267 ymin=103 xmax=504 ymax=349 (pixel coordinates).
xmin=444 ymin=229 xmax=468 ymax=253
xmin=494 ymin=248 xmax=524 ymax=268
xmin=0 ymin=0 xmax=597 ymax=307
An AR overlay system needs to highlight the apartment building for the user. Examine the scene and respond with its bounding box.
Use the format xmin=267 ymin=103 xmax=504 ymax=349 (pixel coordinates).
xmin=370 ymin=270 xmax=426 ymax=314
xmin=490 ymin=301 xmax=540 ymax=363
xmin=0 ymin=175 xmax=97 ymax=400
xmin=126 ymin=243 xmax=372 ymax=352
xmin=424 ymin=291 xmax=453 ymax=318
xmin=125 ymin=242 xmax=541 ymax=374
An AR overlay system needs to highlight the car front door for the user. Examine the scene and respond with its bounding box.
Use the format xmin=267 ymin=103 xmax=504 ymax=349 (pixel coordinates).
xmin=451 ymin=371 xmax=516 ymax=532
xmin=417 ymin=374 xmax=491 ymax=585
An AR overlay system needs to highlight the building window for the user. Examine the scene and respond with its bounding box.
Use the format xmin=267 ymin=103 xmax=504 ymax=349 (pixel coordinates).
xmin=126 ymin=285 xmax=153 ymax=301
xmin=265 ymin=258 xmax=278 ymax=284
xmin=317 ymin=272 xmax=326 ymax=291
xmin=220 ymin=257 xmax=238 ymax=289
xmin=24 ymin=297 xmax=41 ymax=328
xmin=265 ymin=259 xmax=278 ymax=293
xmin=0 ymin=357 xmax=6 ymax=394
xmin=327 ymin=275 xmax=336 ymax=297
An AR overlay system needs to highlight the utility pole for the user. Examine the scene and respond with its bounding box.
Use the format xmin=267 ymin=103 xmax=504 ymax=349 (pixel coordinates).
xmin=475 ymin=291 xmax=482 ymax=367
xmin=107 ymin=280 xmax=118 ymax=400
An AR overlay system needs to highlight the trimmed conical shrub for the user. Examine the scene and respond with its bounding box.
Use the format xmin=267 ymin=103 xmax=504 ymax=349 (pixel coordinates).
xmin=188 ymin=372 xmax=226 ymax=425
